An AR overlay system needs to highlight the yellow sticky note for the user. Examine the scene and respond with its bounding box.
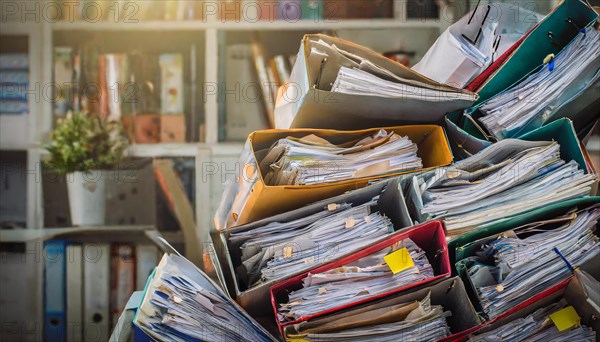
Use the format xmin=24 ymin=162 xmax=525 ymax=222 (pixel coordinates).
xmin=384 ymin=247 xmax=414 ymax=274
xmin=283 ymin=246 xmax=293 ymax=259
xmin=550 ymin=306 xmax=580 ymax=332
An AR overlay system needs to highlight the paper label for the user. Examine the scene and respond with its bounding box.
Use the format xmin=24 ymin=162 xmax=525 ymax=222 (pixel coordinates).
xmin=318 ymin=287 xmax=327 ymax=295
xmin=384 ymin=247 xmax=414 ymax=274
xmin=550 ymin=306 xmax=580 ymax=332
xmin=304 ymin=256 xmax=315 ymax=264
xmin=345 ymin=218 xmax=356 ymax=228
xmin=283 ymin=246 xmax=293 ymax=259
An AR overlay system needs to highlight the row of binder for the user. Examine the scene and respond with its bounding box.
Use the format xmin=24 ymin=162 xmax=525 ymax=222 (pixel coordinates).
xmin=43 ymin=242 xmax=159 ymax=342
xmin=130 ymin=0 xmax=600 ymax=341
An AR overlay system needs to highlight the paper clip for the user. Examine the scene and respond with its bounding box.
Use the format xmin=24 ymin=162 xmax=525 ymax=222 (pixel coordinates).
xmin=544 ymin=54 xmax=555 ymax=71
xmin=462 ymin=0 xmax=491 ymax=45
xmin=553 ymin=247 xmax=575 ymax=273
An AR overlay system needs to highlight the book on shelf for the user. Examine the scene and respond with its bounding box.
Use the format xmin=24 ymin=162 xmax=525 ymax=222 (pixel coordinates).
xmin=250 ymin=38 xmax=276 ymax=128
xmin=324 ymin=0 xmax=393 ymax=19
xmin=39 ymin=241 xmax=161 ymax=341
xmin=0 ymin=53 xmax=29 ymax=116
xmin=224 ymin=44 xmax=270 ymax=141
xmin=103 ymin=54 xmax=129 ymax=121
xmin=249 ymin=37 xmax=296 ymax=130
xmin=51 ymin=45 xmax=192 ymax=142
xmin=110 ymin=244 xmax=136 ymax=328
xmin=301 ymin=0 xmax=324 ymax=20
xmin=66 ymin=244 xmax=83 ymax=342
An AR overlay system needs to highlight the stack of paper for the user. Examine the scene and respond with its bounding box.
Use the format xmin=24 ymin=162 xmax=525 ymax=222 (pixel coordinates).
xmin=285 ymin=292 xmax=451 ymax=342
xmin=229 ymin=194 xmax=394 ymax=286
xmin=412 ymin=3 xmax=543 ymax=88
xmin=262 ymin=129 xmax=422 ymax=185
xmin=277 ymin=238 xmax=434 ymax=321
xmin=471 ymin=208 xmax=600 ymax=318
xmin=409 ymin=139 xmax=597 ymax=235
xmin=468 ymin=301 xmax=596 ymax=341
xmin=305 ymin=38 xmax=477 ymax=103
xmin=331 ymin=66 xmax=476 ymax=102
xmin=479 ymin=28 xmax=600 ymax=139
xmin=134 ymin=254 xmax=276 ymax=342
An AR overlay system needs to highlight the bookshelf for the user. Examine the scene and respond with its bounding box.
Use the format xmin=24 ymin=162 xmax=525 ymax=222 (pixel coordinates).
xmin=0 ymin=1 xmax=474 ymax=234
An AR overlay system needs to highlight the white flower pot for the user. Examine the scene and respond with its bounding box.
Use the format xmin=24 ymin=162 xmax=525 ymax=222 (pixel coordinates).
xmin=67 ymin=170 xmax=106 ymax=226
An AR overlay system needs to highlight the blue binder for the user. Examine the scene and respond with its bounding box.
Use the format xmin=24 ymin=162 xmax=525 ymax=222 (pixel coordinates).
xmin=44 ymin=240 xmax=66 ymax=342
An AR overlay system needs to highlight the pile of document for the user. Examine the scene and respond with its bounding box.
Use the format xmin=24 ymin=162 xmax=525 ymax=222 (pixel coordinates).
xmin=262 ymin=129 xmax=422 ymax=186
xmin=412 ymin=3 xmax=543 ymax=87
xmin=331 ymin=66 xmax=476 ymax=102
xmin=133 ymin=254 xmax=275 ymax=342
xmin=467 ymin=301 xmax=595 ymax=341
xmin=479 ymin=28 xmax=600 ymax=139
xmin=284 ymin=292 xmax=451 ymax=342
xmin=410 ymin=139 xmax=597 ymax=235
xmin=277 ymin=238 xmax=434 ymax=321
xmin=229 ymin=194 xmax=393 ymax=286
xmin=470 ymin=208 xmax=600 ymax=318
xmin=309 ymin=38 xmax=477 ymax=103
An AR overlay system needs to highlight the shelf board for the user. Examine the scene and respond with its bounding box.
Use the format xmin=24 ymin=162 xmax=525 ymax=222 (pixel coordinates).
xmin=0 ymin=225 xmax=155 ymax=243
xmin=36 ymin=142 xmax=244 ymax=158
xmin=0 ymin=22 xmax=41 ymax=35
xmin=51 ymin=19 xmax=442 ymax=32
xmin=126 ymin=143 xmax=201 ymax=157
xmin=0 ymin=144 xmax=31 ymax=151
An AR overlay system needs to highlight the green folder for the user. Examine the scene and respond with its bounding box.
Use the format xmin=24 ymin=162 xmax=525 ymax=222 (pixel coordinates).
xmin=448 ymin=118 xmax=596 ymax=269
xmin=476 ymin=0 xmax=598 ymax=104
xmin=444 ymin=0 xmax=599 ymax=158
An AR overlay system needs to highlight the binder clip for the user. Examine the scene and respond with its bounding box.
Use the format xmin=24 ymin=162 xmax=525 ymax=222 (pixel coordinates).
xmin=543 ymin=54 xmax=556 ymax=72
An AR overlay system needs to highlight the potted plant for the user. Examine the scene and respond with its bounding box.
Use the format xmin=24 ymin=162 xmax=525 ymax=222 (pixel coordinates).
xmin=45 ymin=112 xmax=128 ymax=226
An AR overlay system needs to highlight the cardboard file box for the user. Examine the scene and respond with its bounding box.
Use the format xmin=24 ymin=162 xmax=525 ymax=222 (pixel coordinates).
xmin=452 ymin=200 xmax=599 ymax=322
xmin=466 ymin=0 xmax=598 ymax=103
xmin=447 ymin=119 xmax=599 ymax=264
xmin=275 ymin=33 xmax=477 ymax=130
xmin=218 ymin=125 xmax=453 ymax=230
xmin=270 ymin=220 xmax=451 ymax=334
xmin=281 ymin=277 xmax=480 ymax=341
xmin=217 ymin=179 xmax=414 ymax=317
xmin=451 ymin=197 xmax=600 ymax=267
